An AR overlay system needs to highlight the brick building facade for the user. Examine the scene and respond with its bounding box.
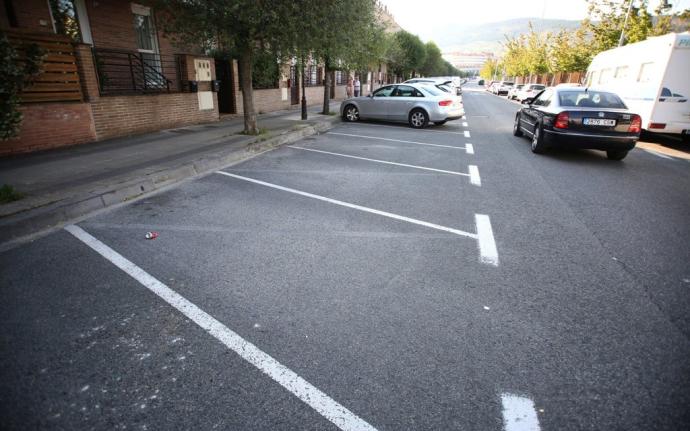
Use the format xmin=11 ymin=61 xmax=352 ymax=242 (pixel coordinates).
xmin=1 ymin=0 xmax=381 ymax=156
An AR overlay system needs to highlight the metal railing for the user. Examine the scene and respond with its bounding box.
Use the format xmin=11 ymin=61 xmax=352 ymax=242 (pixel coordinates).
xmin=93 ymin=48 xmax=183 ymax=95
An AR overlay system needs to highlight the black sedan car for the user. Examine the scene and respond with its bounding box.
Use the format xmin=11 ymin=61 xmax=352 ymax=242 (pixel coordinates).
xmin=513 ymin=87 xmax=641 ymax=160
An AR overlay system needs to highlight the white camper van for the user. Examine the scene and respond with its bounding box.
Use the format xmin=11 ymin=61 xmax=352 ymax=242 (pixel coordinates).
xmin=584 ymin=32 xmax=690 ymax=141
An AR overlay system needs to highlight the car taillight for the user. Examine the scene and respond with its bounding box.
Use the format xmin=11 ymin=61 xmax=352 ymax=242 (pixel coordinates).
xmin=439 ymin=100 xmax=452 ymax=107
xmin=648 ymin=122 xmax=665 ymax=130
xmin=554 ymin=111 xmax=569 ymax=129
xmin=628 ymin=115 xmax=642 ymax=133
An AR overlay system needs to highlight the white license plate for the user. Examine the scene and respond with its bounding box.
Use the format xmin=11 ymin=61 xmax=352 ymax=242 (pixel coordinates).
xmin=583 ymin=118 xmax=616 ymax=126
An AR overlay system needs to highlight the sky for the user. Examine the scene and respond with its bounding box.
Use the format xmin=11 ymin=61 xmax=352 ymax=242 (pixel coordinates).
xmin=378 ymin=0 xmax=690 ymax=43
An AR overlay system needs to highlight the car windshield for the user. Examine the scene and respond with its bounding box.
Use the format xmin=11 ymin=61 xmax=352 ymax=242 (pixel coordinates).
xmin=420 ymin=85 xmax=443 ymax=96
xmin=436 ymin=85 xmax=452 ymax=93
xmin=530 ymin=85 xmax=545 ymax=90
xmin=503 ymin=82 xmax=514 ymax=86
xmin=558 ymin=90 xmax=627 ymax=109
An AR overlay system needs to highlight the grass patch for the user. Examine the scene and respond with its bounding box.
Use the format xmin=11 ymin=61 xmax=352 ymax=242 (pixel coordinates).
xmin=0 ymin=184 xmax=25 ymax=204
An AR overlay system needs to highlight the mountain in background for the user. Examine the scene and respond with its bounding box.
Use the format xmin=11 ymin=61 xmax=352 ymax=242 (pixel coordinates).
xmin=439 ymin=18 xmax=582 ymax=54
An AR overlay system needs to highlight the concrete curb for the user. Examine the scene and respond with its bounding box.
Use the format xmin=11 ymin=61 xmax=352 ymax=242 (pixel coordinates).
xmin=0 ymin=117 xmax=340 ymax=250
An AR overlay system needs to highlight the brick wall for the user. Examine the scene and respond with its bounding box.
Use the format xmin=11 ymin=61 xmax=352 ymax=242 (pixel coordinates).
xmin=0 ymin=0 xmax=53 ymax=33
xmin=235 ymin=85 xmax=347 ymax=115
xmin=1 ymin=103 xmax=97 ymax=156
xmin=91 ymin=93 xmax=219 ymax=140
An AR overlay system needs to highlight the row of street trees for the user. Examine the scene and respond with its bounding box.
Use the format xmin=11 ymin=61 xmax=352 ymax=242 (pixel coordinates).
xmin=154 ymin=1 xmax=462 ymax=135
xmin=481 ymin=0 xmax=690 ymax=81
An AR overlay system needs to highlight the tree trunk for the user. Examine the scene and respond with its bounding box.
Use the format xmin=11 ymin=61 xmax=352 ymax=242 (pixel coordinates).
xmin=322 ymin=58 xmax=331 ymax=115
xmin=238 ymin=44 xmax=258 ymax=134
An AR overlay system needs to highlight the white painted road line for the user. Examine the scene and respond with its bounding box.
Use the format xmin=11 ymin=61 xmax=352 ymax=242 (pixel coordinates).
xmin=466 ymin=144 xmax=474 ymax=155
xmin=468 ymin=165 xmax=481 ymax=186
xmin=215 ymin=172 xmax=500 ymax=266
xmin=328 ymin=132 xmax=473 ymax=153
xmin=65 ymin=225 xmax=378 ymax=431
xmin=475 ymin=214 xmax=499 ymax=266
xmin=501 ymin=394 xmax=541 ymax=431
xmin=464 ymin=130 xmax=471 ymax=138
xmin=289 ymin=146 xmax=477 ymax=181
xmin=339 ymin=122 xmax=468 ymax=136
xmin=462 ymin=122 xmax=469 ymax=127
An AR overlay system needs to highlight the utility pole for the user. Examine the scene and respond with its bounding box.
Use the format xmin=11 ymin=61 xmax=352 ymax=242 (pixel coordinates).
xmin=618 ymin=0 xmax=634 ymax=47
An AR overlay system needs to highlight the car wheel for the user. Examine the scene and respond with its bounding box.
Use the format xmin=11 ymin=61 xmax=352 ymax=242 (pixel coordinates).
xmin=531 ymin=123 xmax=547 ymax=154
xmin=343 ymin=104 xmax=359 ymax=122
xmin=409 ymin=109 xmax=429 ymax=129
xmin=606 ymin=150 xmax=628 ymax=160
xmin=434 ymin=120 xmax=447 ymax=126
xmin=513 ymin=113 xmax=523 ymax=137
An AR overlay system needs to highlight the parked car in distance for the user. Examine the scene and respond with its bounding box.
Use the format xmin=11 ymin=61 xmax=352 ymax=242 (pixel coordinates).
xmin=515 ymin=84 xmax=546 ymax=101
xmin=496 ymin=81 xmax=515 ymax=95
xmin=341 ymin=83 xmax=464 ymax=129
xmin=508 ymin=84 xmax=525 ymax=100
xmin=555 ymin=83 xmax=583 ymax=87
xmin=513 ymin=87 xmax=641 ymax=160
xmin=488 ymin=81 xmax=500 ymax=93
xmin=478 ymin=79 xmax=485 ymax=85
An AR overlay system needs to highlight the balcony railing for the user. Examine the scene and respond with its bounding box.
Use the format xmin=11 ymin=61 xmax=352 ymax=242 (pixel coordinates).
xmin=93 ymin=48 xmax=183 ymax=95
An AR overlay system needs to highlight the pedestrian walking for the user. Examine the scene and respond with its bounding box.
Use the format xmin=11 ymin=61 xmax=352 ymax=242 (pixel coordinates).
xmin=354 ymin=76 xmax=361 ymax=97
xmin=346 ymin=75 xmax=354 ymax=98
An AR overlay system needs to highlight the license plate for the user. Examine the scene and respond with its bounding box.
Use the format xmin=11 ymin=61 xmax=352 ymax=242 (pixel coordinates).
xmin=583 ymin=118 xmax=616 ymax=126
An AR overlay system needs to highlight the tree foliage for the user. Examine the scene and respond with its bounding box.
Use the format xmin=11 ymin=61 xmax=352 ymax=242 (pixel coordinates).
xmin=387 ymin=30 xmax=426 ymax=79
xmin=497 ymin=1 xmax=690 ymax=79
xmin=1 ymin=32 xmax=44 ymax=140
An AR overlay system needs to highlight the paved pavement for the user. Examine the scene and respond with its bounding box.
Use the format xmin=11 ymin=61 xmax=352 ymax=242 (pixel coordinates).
xmin=0 ymin=102 xmax=340 ymax=248
xmin=1 ymin=84 xmax=689 ymax=430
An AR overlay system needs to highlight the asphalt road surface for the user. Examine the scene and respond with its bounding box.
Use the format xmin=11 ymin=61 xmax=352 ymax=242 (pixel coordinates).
xmin=2 ymin=83 xmax=689 ymax=430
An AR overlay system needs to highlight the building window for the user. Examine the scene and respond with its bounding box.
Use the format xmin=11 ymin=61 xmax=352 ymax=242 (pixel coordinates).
xmin=614 ymin=66 xmax=629 ymax=80
xmin=48 ymin=0 xmax=81 ymax=41
xmin=304 ymin=65 xmax=322 ymax=86
xmin=4 ymin=0 xmax=18 ymax=27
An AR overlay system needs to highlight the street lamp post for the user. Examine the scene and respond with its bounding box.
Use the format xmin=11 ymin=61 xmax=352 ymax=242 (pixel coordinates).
xmin=618 ymin=0 xmax=634 ymax=47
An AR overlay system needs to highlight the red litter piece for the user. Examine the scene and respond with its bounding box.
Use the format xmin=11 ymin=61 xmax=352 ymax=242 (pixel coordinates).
xmin=145 ymin=231 xmax=159 ymax=240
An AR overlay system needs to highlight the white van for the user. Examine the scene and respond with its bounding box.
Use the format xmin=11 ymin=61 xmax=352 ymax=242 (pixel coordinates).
xmin=584 ymin=32 xmax=690 ymax=140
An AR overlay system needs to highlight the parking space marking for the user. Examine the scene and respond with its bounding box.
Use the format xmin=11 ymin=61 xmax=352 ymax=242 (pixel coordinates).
xmin=464 ymin=130 xmax=471 ymax=138
xmin=468 ymin=165 xmax=481 ymax=186
xmin=466 ymin=144 xmax=474 ymax=155
xmin=501 ymin=393 xmax=541 ymax=431
xmin=338 ymin=122 xmax=468 ymax=136
xmin=289 ymin=146 xmax=479 ymax=183
xmin=642 ymin=148 xmax=675 ymax=160
xmin=215 ymin=172 xmax=500 ymax=266
xmin=64 ymin=225 xmax=378 ymax=431
xmin=462 ymin=122 xmax=469 ymax=127
xmin=327 ymin=132 xmax=474 ymax=153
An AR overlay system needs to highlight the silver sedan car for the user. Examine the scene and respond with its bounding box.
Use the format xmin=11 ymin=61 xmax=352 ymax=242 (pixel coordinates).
xmin=340 ymin=83 xmax=464 ymax=128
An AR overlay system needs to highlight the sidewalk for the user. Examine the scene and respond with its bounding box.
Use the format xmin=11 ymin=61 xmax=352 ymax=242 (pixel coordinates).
xmin=0 ymin=102 xmax=342 ymax=249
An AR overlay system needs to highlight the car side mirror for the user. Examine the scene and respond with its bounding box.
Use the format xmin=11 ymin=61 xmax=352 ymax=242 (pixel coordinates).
xmin=368 ymin=93 xmax=373 ymax=98
xmin=522 ymin=98 xmax=533 ymax=105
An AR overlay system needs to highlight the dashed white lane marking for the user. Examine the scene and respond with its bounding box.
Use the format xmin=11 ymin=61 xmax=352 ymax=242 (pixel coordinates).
xmin=462 ymin=122 xmax=469 ymax=127
xmin=328 ymin=132 xmax=473 ymax=153
xmin=64 ymin=225 xmax=378 ymax=431
xmin=289 ymin=146 xmax=478 ymax=183
xmin=501 ymin=394 xmax=540 ymax=431
xmin=642 ymin=148 xmax=675 ymax=160
xmin=466 ymin=144 xmax=474 ymax=155
xmin=215 ymin=172 xmax=499 ymax=266
xmin=464 ymin=130 xmax=471 ymax=138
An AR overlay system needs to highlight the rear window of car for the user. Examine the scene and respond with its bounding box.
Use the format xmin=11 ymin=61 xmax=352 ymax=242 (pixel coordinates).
xmin=529 ymin=85 xmax=545 ymax=90
xmin=420 ymin=85 xmax=443 ymax=96
xmin=558 ymin=90 xmax=627 ymax=109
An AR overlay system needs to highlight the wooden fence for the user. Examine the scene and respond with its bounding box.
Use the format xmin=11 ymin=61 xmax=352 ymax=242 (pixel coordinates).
xmin=6 ymin=30 xmax=83 ymax=103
